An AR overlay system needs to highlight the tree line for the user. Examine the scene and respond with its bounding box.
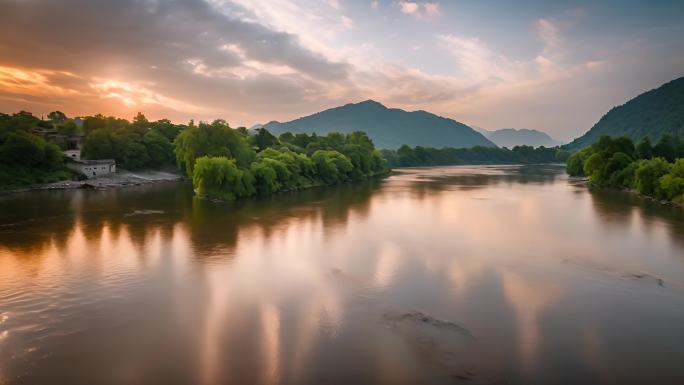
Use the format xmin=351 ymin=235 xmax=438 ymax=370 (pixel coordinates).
xmin=381 ymin=144 xmax=571 ymax=167
xmin=175 ymin=122 xmax=389 ymax=200
xmin=80 ymin=112 xmax=184 ymax=169
xmin=566 ymin=135 xmax=684 ymax=203
xmin=0 ymin=112 xmax=72 ymax=189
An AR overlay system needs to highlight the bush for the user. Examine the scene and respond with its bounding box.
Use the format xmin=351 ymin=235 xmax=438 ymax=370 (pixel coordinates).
xmin=656 ymin=174 xmax=684 ymax=201
xmin=192 ymin=156 xmax=254 ymax=200
xmin=635 ymin=158 xmax=671 ymax=196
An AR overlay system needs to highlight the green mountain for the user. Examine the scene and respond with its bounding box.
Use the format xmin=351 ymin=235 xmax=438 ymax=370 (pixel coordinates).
xmin=479 ymin=128 xmax=561 ymax=148
xmin=567 ymin=76 xmax=684 ymax=149
xmin=260 ymin=100 xmax=495 ymax=149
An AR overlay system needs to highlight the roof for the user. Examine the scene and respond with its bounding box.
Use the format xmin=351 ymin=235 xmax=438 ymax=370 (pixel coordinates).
xmin=76 ymin=159 xmax=116 ymax=165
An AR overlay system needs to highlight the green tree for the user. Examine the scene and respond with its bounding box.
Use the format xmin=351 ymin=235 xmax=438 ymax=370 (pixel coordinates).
xmin=123 ymin=141 xmax=150 ymax=169
xmin=653 ymin=134 xmax=677 ymax=162
xmin=656 ymin=174 xmax=684 ymax=201
xmin=636 ymin=137 xmax=653 ymax=159
xmin=566 ymin=150 xmax=587 ymax=176
xmin=252 ymin=128 xmax=279 ymax=151
xmin=47 ymin=111 xmax=67 ymax=124
xmin=193 ymin=156 xmax=255 ymax=200
xmin=0 ymin=131 xmax=45 ymax=166
xmin=57 ymin=120 xmax=80 ymax=137
xmin=174 ymin=120 xmax=255 ymax=177
xmin=635 ymin=158 xmax=671 ymax=196
xmin=311 ymin=150 xmax=353 ymax=184
xmin=82 ymin=128 xmax=119 ymax=160
xmin=143 ymin=131 xmax=174 ymax=166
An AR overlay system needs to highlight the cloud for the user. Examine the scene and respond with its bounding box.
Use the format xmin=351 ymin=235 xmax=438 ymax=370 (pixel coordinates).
xmin=536 ymin=18 xmax=560 ymax=49
xmin=437 ymin=35 xmax=531 ymax=84
xmin=0 ymin=0 xmax=354 ymax=122
xmin=399 ymin=2 xmax=420 ymax=14
xmin=341 ymin=15 xmax=355 ymax=29
xmin=371 ymin=1 xmax=379 ymax=10
xmin=399 ymin=1 xmax=439 ymax=18
xmin=423 ymin=3 xmax=440 ymax=17
xmin=0 ymin=0 xmax=680 ymax=140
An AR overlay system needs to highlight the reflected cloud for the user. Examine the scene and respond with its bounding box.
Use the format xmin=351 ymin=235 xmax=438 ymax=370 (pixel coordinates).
xmin=501 ymin=271 xmax=564 ymax=374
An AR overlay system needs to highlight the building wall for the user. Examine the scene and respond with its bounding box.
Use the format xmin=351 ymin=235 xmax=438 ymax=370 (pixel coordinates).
xmin=67 ymin=162 xmax=116 ymax=179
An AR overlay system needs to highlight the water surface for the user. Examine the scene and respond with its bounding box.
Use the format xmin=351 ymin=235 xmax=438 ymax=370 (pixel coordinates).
xmin=1 ymin=165 xmax=684 ymax=385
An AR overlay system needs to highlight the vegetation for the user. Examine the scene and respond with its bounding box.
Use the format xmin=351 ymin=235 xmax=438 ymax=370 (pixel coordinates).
xmin=381 ymin=145 xmax=570 ymax=167
xmin=176 ymin=123 xmax=390 ymax=200
xmin=566 ymin=135 xmax=684 ymax=203
xmin=0 ymin=112 xmax=73 ymax=190
xmin=81 ymin=112 xmax=185 ymax=169
xmin=566 ymin=76 xmax=684 ymax=149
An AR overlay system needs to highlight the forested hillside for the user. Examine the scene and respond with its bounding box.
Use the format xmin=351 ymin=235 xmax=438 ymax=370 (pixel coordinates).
xmin=566 ymin=77 xmax=684 ymax=149
xmin=262 ymin=100 xmax=495 ymax=149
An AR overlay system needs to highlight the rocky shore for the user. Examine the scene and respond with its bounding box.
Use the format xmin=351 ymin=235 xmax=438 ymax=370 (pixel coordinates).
xmin=3 ymin=169 xmax=183 ymax=195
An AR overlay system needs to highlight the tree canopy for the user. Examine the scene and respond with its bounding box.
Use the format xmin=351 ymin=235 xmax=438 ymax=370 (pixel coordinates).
xmin=566 ymin=134 xmax=684 ymax=202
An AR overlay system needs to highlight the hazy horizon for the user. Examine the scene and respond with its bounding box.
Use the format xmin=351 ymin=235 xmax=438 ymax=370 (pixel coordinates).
xmin=1 ymin=0 xmax=683 ymax=141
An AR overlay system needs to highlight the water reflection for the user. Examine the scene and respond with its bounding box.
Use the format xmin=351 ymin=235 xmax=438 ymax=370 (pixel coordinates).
xmin=1 ymin=166 xmax=684 ymax=385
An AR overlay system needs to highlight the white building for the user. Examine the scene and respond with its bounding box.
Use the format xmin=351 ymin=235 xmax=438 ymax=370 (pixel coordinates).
xmin=67 ymin=159 xmax=116 ymax=178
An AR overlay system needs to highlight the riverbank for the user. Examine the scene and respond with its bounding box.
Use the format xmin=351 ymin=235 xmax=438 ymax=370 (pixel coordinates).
xmin=1 ymin=168 xmax=183 ymax=195
xmin=573 ymin=176 xmax=684 ymax=208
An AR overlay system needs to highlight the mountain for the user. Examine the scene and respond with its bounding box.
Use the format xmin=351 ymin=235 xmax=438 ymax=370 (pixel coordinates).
xmin=260 ymin=100 xmax=495 ymax=149
xmin=485 ymin=128 xmax=561 ymax=148
xmin=566 ymin=76 xmax=684 ymax=149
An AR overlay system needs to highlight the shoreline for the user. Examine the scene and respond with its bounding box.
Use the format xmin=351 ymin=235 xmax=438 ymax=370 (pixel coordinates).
xmin=1 ymin=169 xmax=184 ymax=195
xmin=572 ymin=177 xmax=684 ymax=208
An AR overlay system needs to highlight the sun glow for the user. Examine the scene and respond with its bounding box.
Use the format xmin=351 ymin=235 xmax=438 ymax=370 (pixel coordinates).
xmin=0 ymin=66 xmax=83 ymax=97
xmin=89 ymin=78 xmax=207 ymax=113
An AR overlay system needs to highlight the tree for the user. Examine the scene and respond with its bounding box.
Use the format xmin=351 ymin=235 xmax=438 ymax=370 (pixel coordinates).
xmin=311 ymin=150 xmax=352 ymax=184
xmin=47 ymin=111 xmax=67 ymax=124
xmin=656 ymin=174 xmax=684 ymax=201
xmin=653 ymin=134 xmax=677 ymax=162
xmin=174 ymin=120 xmax=255 ymax=177
xmin=131 ymin=112 xmax=150 ymax=136
xmin=82 ymin=114 xmax=107 ymax=133
xmin=82 ymin=128 xmax=118 ymax=160
xmin=636 ymin=137 xmax=653 ymax=159
xmin=57 ymin=120 xmax=80 ymax=137
xmin=42 ymin=142 xmax=64 ymax=170
xmin=123 ymin=141 xmax=150 ymax=169
xmin=252 ymin=127 xmax=279 ymax=151
xmin=143 ymin=131 xmax=174 ymax=166
xmin=151 ymin=119 xmax=184 ymax=141
xmin=0 ymin=131 xmax=45 ymax=166
xmin=278 ymin=132 xmax=295 ymax=144
xmin=250 ymin=159 xmax=280 ymax=195
xmin=604 ymin=152 xmax=634 ymax=187
xmin=192 ymin=156 xmax=254 ymax=200
xmin=635 ymin=158 xmax=671 ymax=196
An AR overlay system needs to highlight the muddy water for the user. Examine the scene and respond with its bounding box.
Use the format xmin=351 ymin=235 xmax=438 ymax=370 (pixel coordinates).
xmin=1 ymin=165 xmax=683 ymax=385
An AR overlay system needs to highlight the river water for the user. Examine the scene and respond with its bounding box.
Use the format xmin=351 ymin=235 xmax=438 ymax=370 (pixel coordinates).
xmin=1 ymin=165 xmax=683 ymax=385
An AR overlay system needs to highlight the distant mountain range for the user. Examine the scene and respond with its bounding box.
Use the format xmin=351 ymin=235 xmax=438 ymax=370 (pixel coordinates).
xmin=473 ymin=127 xmax=561 ymax=148
xmin=259 ymin=100 xmax=495 ymax=149
xmin=566 ymin=76 xmax=684 ymax=149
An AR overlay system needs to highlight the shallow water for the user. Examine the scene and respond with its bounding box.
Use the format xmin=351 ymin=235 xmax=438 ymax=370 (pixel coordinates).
xmin=1 ymin=165 xmax=683 ymax=385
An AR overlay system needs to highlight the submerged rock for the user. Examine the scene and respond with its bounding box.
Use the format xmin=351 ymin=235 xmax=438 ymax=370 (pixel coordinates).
xmin=382 ymin=311 xmax=474 ymax=337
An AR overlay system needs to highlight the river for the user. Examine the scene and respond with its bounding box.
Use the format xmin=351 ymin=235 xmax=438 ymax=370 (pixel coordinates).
xmin=1 ymin=165 xmax=683 ymax=385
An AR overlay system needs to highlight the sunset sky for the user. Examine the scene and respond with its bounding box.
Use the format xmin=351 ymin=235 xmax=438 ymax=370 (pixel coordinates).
xmin=1 ymin=0 xmax=683 ymax=140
